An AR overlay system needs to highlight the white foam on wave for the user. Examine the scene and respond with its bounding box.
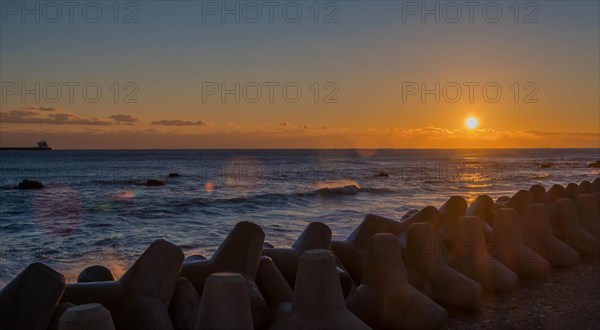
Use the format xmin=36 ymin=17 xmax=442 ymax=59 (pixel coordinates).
xmin=315 ymin=180 xmax=361 ymax=195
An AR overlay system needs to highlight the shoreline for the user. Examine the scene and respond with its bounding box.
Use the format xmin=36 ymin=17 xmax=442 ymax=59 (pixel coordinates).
xmin=447 ymin=256 xmax=600 ymax=329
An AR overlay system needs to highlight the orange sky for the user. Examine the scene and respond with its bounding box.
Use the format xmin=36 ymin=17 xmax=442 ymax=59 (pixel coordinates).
xmin=1 ymin=2 xmax=598 ymax=149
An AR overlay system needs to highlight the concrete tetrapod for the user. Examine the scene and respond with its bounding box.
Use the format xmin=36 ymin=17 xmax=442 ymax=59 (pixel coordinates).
xmin=579 ymin=180 xmax=594 ymax=194
xmin=262 ymin=222 xmax=332 ymax=287
xmin=565 ymin=183 xmax=580 ymax=200
xmin=448 ymin=216 xmax=519 ymax=293
xmin=465 ymin=195 xmax=495 ymax=243
xmin=332 ymin=209 xmax=439 ymax=286
xmin=576 ymin=194 xmax=600 ymax=239
xmin=492 ymin=208 xmax=551 ymax=279
xmin=169 ymin=277 xmax=201 ymax=330
xmin=592 ymin=178 xmax=600 ymax=192
xmin=195 ymin=273 xmax=254 ymax=330
xmin=77 ymin=265 xmax=116 ymax=283
xmin=272 ymin=249 xmax=371 ymax=330
xmin=59 ymin=303 xmax=115 ymax=330
xmin=403 ymin=223 xmax=482 ymax=310
xmin=48 ymin=302 xmax=75 ymax=330
xmin=404 ymin=206 xmax=441 ymax=226
xmin=553 ymin=198 xmax=600 ymax=256
xmin=547 ymin=184 xmax=567 ymax=203
xmin=331 ymin=214 xmax=402 ymax=284
xmin=181 ymin=221 xmax=269 ymax=329
xmin=346 ymin=234 xmax=447 ymax=329
xmin=0 ymin=262 xmax=66 ymax=330
xmin=256 ymin=256 xmax=294 ymax=321
xmin=522 ymin=204 xmax=580 ymax=268
xmin=395 ymin=206 xmax=443 ymax=295
xmin=272 ymin=250 xmax=369 ymax=330
xmin=262 ymin=222 xmax=355 ymax=297
xmin=505 ymin=190 xmax=531 ymax=216
xmin=436 ymin=196 xmax=468 ymax=248
xmin=529 ymin=184 xmax=547 ymax=204
xmin=466 ymin=195 xmax=495 ymax=225
xmin=60 ymin=239 xmax=184 ymax=330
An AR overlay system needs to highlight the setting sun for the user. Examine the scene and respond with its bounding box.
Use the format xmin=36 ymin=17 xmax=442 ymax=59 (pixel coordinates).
xmin=466 ymin=117 xmax=479 ymax=129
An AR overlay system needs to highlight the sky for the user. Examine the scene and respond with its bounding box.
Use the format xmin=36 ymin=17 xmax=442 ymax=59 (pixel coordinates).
xmin=1 ymin=0 xmax=599 ymax=149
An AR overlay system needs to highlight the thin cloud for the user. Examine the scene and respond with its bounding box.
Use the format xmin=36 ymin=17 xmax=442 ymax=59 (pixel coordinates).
xmin=151 ymin=120 xmax=206 ymax=126
xmin=24 ymin=106 xmax=61 ymax=112
xmin=110 ymin=114 xmax=139 ymax=124
xmin=0 ymin=108 xmax=111 ymax=125
xmin=225 ymin=122 xmax=241 ymax=129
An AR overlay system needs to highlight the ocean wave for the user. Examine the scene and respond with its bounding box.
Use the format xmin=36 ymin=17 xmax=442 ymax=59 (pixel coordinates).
xmin=176 ymin=182 xmax=393 ymax=209
xmin=462 ymin=183 xmax=493 ymax=189
xmin=315 ymin=184 xmax=360 ymax=195
xmin=529 ymin=173 xmax=551 ymax=179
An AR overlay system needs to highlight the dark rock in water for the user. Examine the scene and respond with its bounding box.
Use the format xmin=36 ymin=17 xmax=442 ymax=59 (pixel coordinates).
xmin=169 ymin=277 xmax=201 ymax=330
xmin=18 ymin=179 xmax=44 ymax=189
xmin=346 ymin=234 xmax=447 ymax=329
xmin=181 ymin=221 xmax=270 ymax=329
xmin=376 ymin=171 xmax=389 ymax=177
xmin=0 ymin=262 xmax=66 ymax=330
xmin=262 ymin=242 xmax=275 ymax=249
xmin=61 ymin=239 xmax=184 ymax=330
xmin=184 ymin=255 xmax=206 ymax=263
xmin=77 ymin=265 xmax=116 ymax=283
xmin=59 ymin=303 xmax=115 ymax=330
xmin=48 ymin=302 xmax=74 ymax=330
xmin=587 ymin=160 xmax=600 ymax=168
xmin=196 ymin=273 xmax=254 ymax=330
xmin=538 ymin=162 xmax=552 ymax=168
xmin=272 ymin=250 xmax=370 ymax=330
xmin=169 ymin=172 xmax=181 ymax=177
xmin=146 ymin=179 xmax=164 ymax=186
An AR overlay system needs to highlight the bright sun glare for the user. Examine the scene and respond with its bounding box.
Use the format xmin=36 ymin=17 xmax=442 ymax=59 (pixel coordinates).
xmin=466 ymin=117 xmax=478 ymax=129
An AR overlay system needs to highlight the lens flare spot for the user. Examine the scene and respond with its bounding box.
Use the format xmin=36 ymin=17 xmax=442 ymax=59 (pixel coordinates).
xmin=97 ymin=201 xmax=112 ymax=211
xmin=113 ymin=190 xmax=135 ymax=200
xmin=204 ymin=181 xmax=214 ymax=193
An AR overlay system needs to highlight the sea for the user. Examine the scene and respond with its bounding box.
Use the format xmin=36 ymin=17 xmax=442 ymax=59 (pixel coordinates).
xmin=0 ymin=148 xmax=598 ymax=286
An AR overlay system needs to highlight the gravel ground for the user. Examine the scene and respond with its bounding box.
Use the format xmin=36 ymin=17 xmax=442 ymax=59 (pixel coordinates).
xmin=446 ymin=257 xmax=600 ymax=330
